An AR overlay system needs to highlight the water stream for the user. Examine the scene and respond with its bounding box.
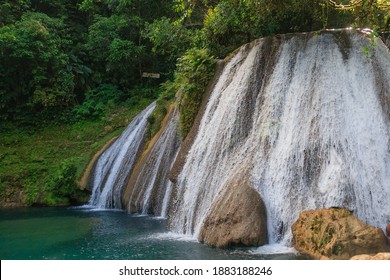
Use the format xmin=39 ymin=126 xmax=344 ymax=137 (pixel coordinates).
xmin=88 ymin=102 xmax=156 ymax=209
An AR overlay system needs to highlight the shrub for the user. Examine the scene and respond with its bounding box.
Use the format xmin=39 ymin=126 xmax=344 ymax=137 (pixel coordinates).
xmin=146 ymin=48 xmax=215 ymax=141
xmin=73 ymin=84 xmax=124 ymax=119
xmin=46 ymin=160 xmax=78 ymax=199
xmin=174 ymin=48 xmax=215 ymax=139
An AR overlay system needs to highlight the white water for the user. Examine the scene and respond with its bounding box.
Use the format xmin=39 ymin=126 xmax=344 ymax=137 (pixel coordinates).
xmin=127 ymin=107 xmax=180 ymax=217
xmin=170 ymin=30 xmax=390 ymax=245
xmin=88 ymin=102 xmax=156 ymax=209
xmin=250 ymin=244 xmax=299 ymax=255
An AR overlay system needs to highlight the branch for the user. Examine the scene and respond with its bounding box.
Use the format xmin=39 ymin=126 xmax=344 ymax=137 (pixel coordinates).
xmin=327 ymin=0 xmax=364 ymax=10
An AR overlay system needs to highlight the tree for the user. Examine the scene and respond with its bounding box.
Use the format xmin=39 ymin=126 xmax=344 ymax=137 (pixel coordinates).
xmin=0 ymin=12 xmax=75 ymax=121
xmin=85 ymin=14 xmax=145 ymax=88
xmin=143 ymin=17 xmax=193 ymax=74
xmin=0 ymin=0 xmax=31 ymax=26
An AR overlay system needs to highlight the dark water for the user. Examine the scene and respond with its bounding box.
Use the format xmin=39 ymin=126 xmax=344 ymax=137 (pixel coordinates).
xmin=0 ymin=207 xmax=307 ymax=260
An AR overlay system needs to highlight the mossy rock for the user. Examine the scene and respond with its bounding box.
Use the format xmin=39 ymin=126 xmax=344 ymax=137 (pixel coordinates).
xmin=292 ymin=208 xmax=390 ymax=259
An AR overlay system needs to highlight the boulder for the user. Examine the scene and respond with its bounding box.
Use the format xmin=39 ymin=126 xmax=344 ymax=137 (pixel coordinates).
xmin=350 ymin=253 xmax=390 ymax=260
xmin=291 ymin=208 xmax=389 ymax=260
xmin=199 ymin=178 xmax=267 ymax=248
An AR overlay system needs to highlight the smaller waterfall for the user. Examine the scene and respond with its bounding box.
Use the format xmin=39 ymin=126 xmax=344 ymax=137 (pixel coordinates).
xmin=88 ymin=102 xmax=156 ymax=209
xmin=125 ymin=107 xmax=180 ymax=217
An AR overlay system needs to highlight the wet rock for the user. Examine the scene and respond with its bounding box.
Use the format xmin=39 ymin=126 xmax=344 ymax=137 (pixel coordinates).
xmin=386 ymin=224 xmax=390 ymax=236
xmin=292 ymin=208 xmax=389 ymax=260
xmin=199 ymin=178 xmax=267 ymax=248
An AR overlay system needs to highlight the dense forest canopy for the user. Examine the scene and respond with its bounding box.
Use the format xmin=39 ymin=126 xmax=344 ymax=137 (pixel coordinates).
xmin=0 ymin=0 xmax=389 ymax=206
xmin=0 ymin=0 xmax=389 ymax=125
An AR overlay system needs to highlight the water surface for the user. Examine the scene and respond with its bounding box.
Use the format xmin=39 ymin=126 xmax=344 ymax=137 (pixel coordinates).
xmin=0 ymin=207 xmax=307 ymax=260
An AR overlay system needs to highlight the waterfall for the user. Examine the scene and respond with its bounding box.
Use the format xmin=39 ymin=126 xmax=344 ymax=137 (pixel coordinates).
xmin=125 ymin=106 xmax=180 ymax=217
xmin=170 ymin=30 xmax=390 ymax=245
xmin=88 ymin=102 xmax=156 ymax=209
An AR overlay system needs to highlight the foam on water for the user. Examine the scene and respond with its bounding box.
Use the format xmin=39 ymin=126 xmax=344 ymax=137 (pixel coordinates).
xmin=148 ymin=232 xmax=198 ymax=242
xmin=250 ymin=244 xmax=299 ymax=255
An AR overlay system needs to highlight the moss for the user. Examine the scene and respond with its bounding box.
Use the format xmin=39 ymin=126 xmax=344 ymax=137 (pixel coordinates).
xmin=224 ymin=47 xmax=241 ymax=63
xmin=320 ymin=225 xmax=335 ymax=250
xmin=311 ymin=215 xmax=323 ymax=233
xmin=146 ymin=90 xmax=174 ymax=142
xmin=174 ymin=48 xmax=216 ymax=139
xmin=332 ymin=243 xmax=344 ymax=256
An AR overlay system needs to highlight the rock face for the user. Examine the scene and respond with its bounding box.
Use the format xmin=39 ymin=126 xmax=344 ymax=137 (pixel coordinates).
xmin=350 ymin=253 xmax=390 ymax=260
xmin=292 ymin=208 xmax=389 ymax=260
xmin=199 ymin=178 xmax=267 ymax=248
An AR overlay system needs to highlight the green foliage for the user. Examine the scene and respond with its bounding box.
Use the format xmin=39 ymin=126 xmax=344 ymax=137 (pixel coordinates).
xmin=146 ymin=83 xmax=176 ymax=140
xmin=0 ymin=100 xmax=155 ymax=206
xmin=46 ymin=160 xmax=77 ymax=199
xmin=86 ymin=15 xmax=140 ymax=59
xmin=2 ymin=0 xmax=389 ymax=207
xmin=23 ymin=181 xmax=42 ymax=205
xmin=23 ymin=159 xmax=86 ymax=206
xmin=144 ymin=17 xmax=192 ymax=72
xmin=0 ymin=12 xmax=76 ymax=121
xmin=331 ymin=243 xmax=344 ymax=256
xmin=80 ymin=0 xmax=136 ymax=14
xmin=73 ymin=84 xmax=124 ymax=119
xmin=145 ymin=47 xmax=215 ymax=141
xmin=73 ymin=84 xmax=156 ymax=121
xmin=0 ymin=0 xmax=31 ymax=26
xmin=85 ymin=14 xmax=145 ymax=87
xmin=202 ymin=0 xmax=326 ymax=57
xmin=175 ymin=48 xmax=215 ymax=138
xmin=180 ymin=1 xmax=389 ymax=58
xmin=203 ymin=0 xmax=265 ymax=57
xmin=320 ymin=226 xmax=335 ymax=249
xmin=330 ymin=0 xmax=390 ymax=30
xmin=362 ymin=31 xmax=379 ymax=57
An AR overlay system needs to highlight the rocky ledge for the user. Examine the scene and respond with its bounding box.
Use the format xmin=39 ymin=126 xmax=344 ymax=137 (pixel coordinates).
xmin=292 ymin=208 xmax=390 ymax=260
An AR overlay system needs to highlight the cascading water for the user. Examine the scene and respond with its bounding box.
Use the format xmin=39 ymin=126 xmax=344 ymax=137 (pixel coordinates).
xmin=125 ymin=107 xmax=181 ymax=217
xmin=88 ymin=102 xmax=156 ymax=209
xmin=170 ymin=30 xmax=390 ymax=245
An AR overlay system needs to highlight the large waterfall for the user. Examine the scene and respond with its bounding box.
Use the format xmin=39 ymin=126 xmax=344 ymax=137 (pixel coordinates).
xmin=88 ymin=102 xmax=156 ymax=209
xmin=170 ymin=30 xmax=390 ymax=245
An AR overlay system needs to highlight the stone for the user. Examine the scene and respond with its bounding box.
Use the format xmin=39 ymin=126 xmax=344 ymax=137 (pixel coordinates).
xmin=199 ymin=177 xmax=268 ymax=248
xmin=351 ymin=252 xmax=390 ymax=260
xmin=386 ymin=224 xmax=390 ymax=236
xmin=291 ymin=208 xmax=390 ymax=260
